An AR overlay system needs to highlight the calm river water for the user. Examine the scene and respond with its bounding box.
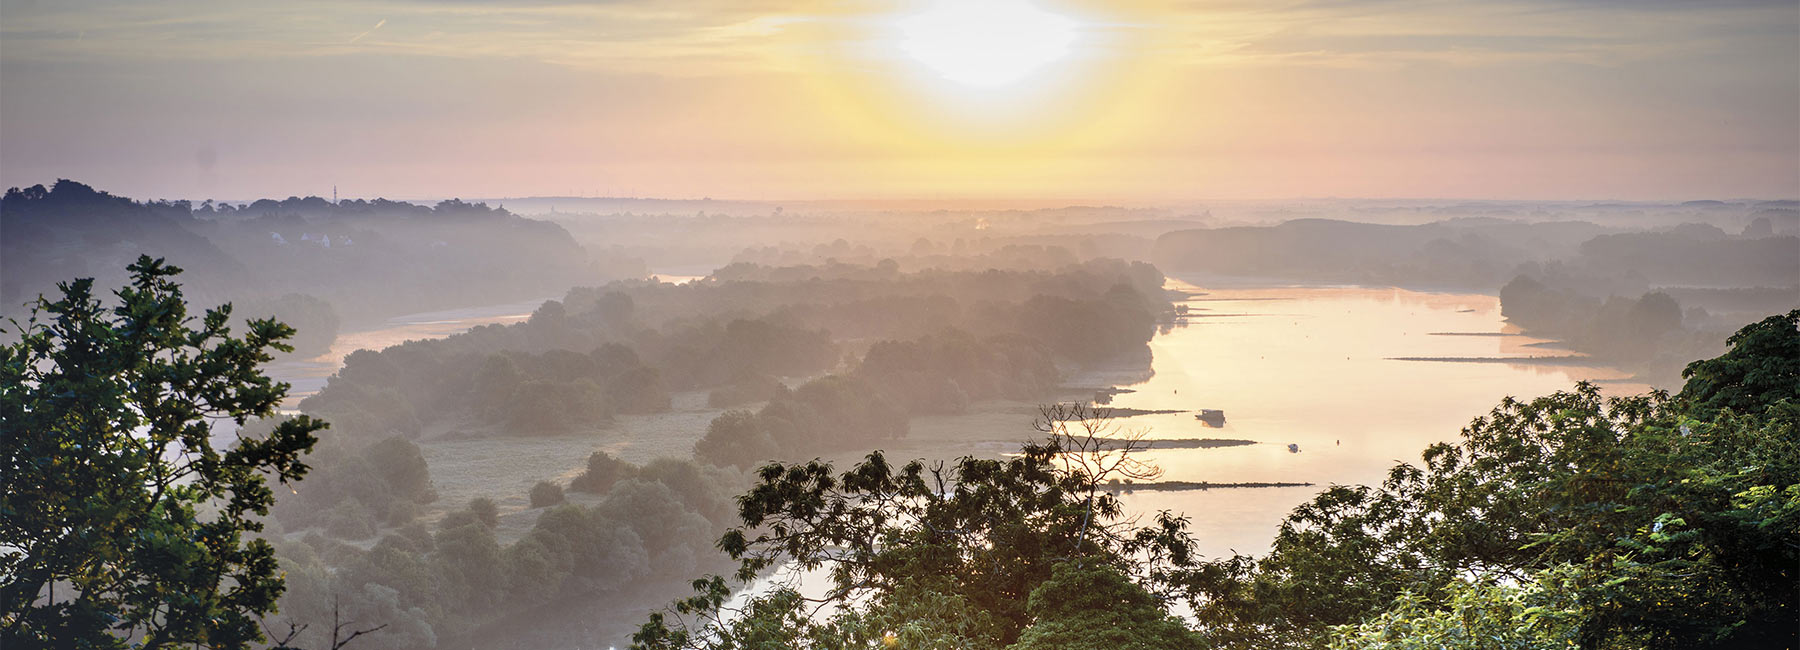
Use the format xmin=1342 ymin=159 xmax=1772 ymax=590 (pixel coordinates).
xmin=1110 ymin=277 xmax=1649 ymax=559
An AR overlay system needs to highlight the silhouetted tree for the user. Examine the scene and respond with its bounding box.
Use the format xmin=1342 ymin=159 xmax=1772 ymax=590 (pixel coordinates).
xmin=1 ymin=256 xmax=325 ymax=647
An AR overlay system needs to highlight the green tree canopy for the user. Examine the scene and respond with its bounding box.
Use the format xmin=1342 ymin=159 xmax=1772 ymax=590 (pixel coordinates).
xmin=1680 ymin=308 xmax=1800 ymax=417
xmin=1009 ymin=562 xmax=1206 ymax=650
xmin=631 ymin=404 xmax=1202 ymax=650
xmin=1325 ymin=572 xmax=1582 ymax=650
xmin=2 ymin=256 xmax=326 ymax=647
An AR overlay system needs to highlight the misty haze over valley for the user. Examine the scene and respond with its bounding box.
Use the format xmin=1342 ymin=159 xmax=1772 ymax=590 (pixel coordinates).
xmin=3 ymin=1 xmax=1797 ymax=649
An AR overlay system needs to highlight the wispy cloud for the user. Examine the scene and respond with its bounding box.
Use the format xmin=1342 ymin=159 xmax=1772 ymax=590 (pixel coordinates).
xmin=1 ymin=0 xmax=1790 ymax=73
xmin=0 ymin=0 xmax=847 ymax=75
xmin=348 ymin=18 xmax=386 ymax=44
xmin=1127 ymin=0 xmax=1799 ymax=69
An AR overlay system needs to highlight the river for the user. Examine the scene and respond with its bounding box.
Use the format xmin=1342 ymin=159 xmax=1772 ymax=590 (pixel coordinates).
xmin=1106 ymin=277 xmax=1650 ymax=559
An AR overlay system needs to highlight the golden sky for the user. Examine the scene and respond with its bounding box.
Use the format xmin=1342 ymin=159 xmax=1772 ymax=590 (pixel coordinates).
xmin=1 ymin=0 xmax=1796 ymax=202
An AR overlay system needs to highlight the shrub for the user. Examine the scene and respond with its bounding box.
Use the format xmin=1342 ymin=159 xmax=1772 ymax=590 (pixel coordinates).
xmin=530 ymin=480 xmax=566 ymax=508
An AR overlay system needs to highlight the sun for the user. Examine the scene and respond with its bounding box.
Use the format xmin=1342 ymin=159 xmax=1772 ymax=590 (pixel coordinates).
xmin=898 ymin=0 xmax=1079 ymax=88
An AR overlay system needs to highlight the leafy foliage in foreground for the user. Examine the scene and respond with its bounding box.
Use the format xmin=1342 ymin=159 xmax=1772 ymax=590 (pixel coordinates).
xmin=1325 ymin=572 xmax=1582 ymax=650
xmin=1 ymin=256 xmax=325 ymax=648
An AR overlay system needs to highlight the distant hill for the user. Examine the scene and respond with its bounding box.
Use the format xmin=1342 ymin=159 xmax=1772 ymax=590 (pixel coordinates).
xmin=2 ymin=180 xmax=645 ymax=337
xmin=1152 ymin=217 xmax=1797 ymax=291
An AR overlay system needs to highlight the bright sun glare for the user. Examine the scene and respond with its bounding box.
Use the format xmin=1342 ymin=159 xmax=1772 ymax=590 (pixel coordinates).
xmin=898 ymin=0 xmax=1078 ymax=88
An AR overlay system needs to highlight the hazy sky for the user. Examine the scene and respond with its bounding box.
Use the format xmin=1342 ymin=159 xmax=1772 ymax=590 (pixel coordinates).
xmin=2 ymin=0 xmax=1796 ymax=202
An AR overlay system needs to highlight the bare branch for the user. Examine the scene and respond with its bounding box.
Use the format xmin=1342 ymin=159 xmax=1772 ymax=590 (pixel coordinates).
xmin=326 ymin=596 xmax=388 ymax=650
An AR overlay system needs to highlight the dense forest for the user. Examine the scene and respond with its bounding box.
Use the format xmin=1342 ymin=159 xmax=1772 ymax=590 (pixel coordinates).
xmin=295 ymin=258 xmax=1165 ymax=439
xmin=244 ymin=257 xmax=1174 ymax=647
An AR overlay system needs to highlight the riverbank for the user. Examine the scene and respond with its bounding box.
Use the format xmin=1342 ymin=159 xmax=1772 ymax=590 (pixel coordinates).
xmin=265 ymin=296 xmax=549 ymax=407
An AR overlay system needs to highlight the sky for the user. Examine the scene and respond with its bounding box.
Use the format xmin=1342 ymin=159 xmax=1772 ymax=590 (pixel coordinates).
xmin=1 ymin=0 xmax=1796 ymax=203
